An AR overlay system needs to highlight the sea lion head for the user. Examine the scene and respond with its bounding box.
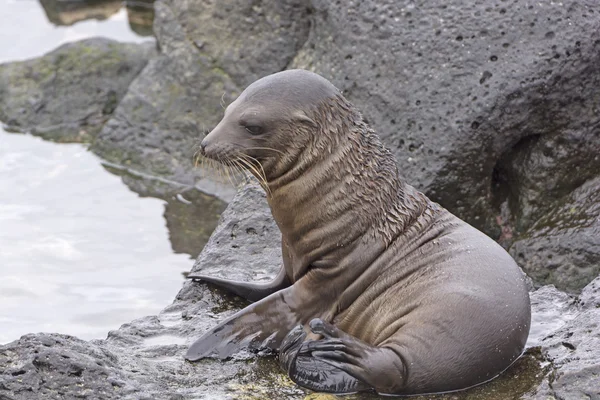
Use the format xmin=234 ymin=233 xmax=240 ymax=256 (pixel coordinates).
xmin=200 ymin=69 xmax=424 ymax=257
xmin=199 ymin=69 xmax=344 ymax=182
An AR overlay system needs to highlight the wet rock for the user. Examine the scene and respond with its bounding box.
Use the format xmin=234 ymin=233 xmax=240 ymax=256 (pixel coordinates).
xmin=510 ymin=177 xmax=600 ymax=292
xmin=92 ymin=0 xmax=311 ymax=184
xmin=492 ymin=131 xmax=600 ymax=235
xmin=0 ymin=38 xmax=156 ymax=142
xmin=39 ymin=0 xmax=157 ymax=37
xmin=525 ymin=276 xmax=600 ymax=400
xmin=0 ymin=333 xmax=128 ymax=399
xmin=187 ymin=182 xmax=282 ymax=283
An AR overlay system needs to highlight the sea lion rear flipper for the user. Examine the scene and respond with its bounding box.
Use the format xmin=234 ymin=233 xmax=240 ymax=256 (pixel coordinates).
xmin=186 ymin=285 xmax=306 ymax=361
xmin=187 ymin=265 xmax=290 ymax=302
xmin=280 ymin=319 xmax=405 ymax=394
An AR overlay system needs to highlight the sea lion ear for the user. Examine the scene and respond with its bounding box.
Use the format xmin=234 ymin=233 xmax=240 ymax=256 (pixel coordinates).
xmin=292 ymin=111 xmax=317 ymax=127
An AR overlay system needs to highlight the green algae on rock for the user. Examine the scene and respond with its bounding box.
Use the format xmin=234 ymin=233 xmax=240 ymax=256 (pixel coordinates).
xmin=0 ymin=38 xmax=156 ymax=142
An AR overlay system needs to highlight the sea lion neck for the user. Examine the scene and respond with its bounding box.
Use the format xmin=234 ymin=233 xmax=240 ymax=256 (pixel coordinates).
xmin=264 ymin=95 xmax=431 ymax=278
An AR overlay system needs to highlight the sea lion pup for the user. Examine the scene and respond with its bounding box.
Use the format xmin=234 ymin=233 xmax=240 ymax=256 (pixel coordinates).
xmin=186 ymin=69 xmax=531 ymax=395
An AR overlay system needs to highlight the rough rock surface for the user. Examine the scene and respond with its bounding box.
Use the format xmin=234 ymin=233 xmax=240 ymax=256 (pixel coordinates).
xmin=288 ymin=2 xmax=600 ymax=283
xmin=2 ymin=183 xmax=599 ymax=399
xmin=525 ymin=277 xmax=600 ymax=400
xmin=0 ymin=38 xmax=156 ymax=142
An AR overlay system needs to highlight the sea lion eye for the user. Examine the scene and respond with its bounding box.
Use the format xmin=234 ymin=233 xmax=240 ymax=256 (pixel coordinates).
xmin=245 ymin=125 xmax=263 ymax=135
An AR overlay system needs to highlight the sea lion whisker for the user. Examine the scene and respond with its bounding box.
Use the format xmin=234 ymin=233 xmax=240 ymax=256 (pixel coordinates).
xmin=226 ymin=160 xmax=242 ymax=187
xmin=231 ymin=159 xmax=250 ymax=187
xmin=236 ymin=155 xmax=268 ymax=190
xmin=238 ymin=153 xmax=269 ymax=183
xmin=236 ymin=157 xmax=262 ymax=188
xmin=236 ymin=155 xmax=271 ymax=195
xmin=222 ymin=159 xmax=234 ymax=187
xmin=225 ymin=159 xmax=246 ymax=187
xmin=240 ymin=154 xmax=269 ymax=186
xmin=220 ymin=92 xmax=226 ymax=110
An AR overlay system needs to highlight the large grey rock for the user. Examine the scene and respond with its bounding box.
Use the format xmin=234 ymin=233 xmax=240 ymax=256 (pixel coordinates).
xmin=0 ymin=38 xmax=156 ymax=142
xmin=510 ymin=177 xmax=600 ymax=292
xmin=92 ymin=0 xmax=311 ymax=184
xmin=2 ymin=182 xmax=599 ymax=399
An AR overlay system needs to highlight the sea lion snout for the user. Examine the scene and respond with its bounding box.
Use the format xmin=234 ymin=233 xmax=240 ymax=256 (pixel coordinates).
xmin=200 ymin=118 xmax=240 ymax=161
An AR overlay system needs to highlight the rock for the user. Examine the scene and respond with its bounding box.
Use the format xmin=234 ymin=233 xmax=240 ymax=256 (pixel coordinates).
xmin=526 ymin=276 xmax=600 ymax=400
xmin=187 ymin=182 xmax=282 ymax=283
xmin=0 ymin=38 xmax=156 ymax=142
xmin=92 ymin=0 xmax=311 ymax=184
xmin=38 ymin=0 xmax=157 ymax=37
xmin=492 ymin=130 xmax=600 ymax=235
xmin=286 ymin=0 xmax=600 ymax=292
xmin=2 ymin=182 xmax=599 ymax=399
xmin=510 ymin=177 xmax=600 ymax=292
xmin=0 ymin=333 xmax=129 ymax=399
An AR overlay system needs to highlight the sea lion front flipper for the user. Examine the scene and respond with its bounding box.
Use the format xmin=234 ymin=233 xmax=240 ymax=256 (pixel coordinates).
xmin=280 ymin=318 xmax=405 ymax=394
xmin=279 ymin=325 xmax=370 ymax=394
xmin=186 ymin=284 xmax=308 ymax=361
xmin=187 ymin=264 xmax=290 ymax=302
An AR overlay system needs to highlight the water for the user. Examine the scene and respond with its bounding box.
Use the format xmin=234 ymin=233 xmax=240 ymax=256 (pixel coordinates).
xmin=0 ymin=0 xmax=227 ymax=344
xmin=0 ymin=0 xmax=154 ymax=64
xmin=0 ymin=128 xmax=189 ymax=343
